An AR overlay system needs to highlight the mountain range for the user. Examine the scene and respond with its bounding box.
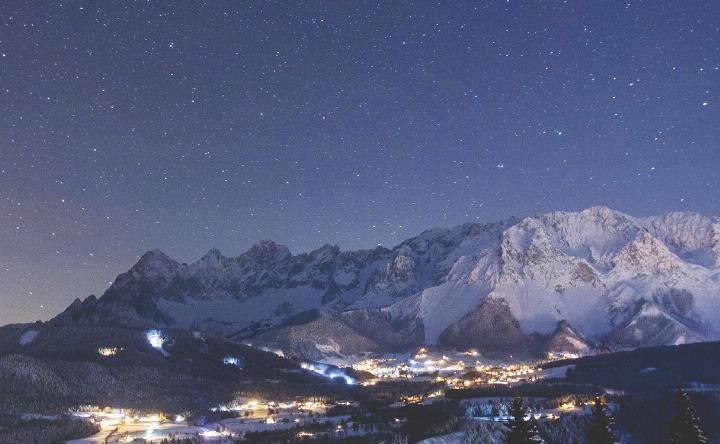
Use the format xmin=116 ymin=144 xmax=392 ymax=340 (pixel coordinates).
xmin=47 ymin=207 xmax=720 ymax=360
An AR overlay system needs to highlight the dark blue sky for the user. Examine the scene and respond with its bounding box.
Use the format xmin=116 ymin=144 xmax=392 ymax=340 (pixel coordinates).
xmin=1 ymin=0 xmax=718 ymax=325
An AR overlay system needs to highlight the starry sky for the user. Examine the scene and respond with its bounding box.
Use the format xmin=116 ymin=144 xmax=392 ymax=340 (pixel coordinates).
xmin=1 ymin=0 xmax=719 ymax=326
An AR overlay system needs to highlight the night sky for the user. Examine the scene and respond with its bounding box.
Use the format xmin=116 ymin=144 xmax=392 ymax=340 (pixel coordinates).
xmin=1 ymin=1 xmax=719 ymax=325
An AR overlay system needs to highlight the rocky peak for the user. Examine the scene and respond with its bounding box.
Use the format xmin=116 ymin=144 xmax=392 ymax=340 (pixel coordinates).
xmin=460 ymin=218 xmax=518 ymax=239
xmin=67 ymin=297 xmax=84 ymax=310
xmin=309 ymin=244 xmax=340 ymax=262
xmin=193 ymin=248 xmax=226 ymax=268
xmin=544 ymin=320 xmax=591 ymax=354
xmin=202 ymin=247 xmax=224 ymax=260
xmin=138 ymin=248 xmax=173 ymax=263
xmin=579 ymin=205 xmax=631 ymax=221
xmin=612 ymin=231 xmax=680 ymax=274
xmin=643 ymin=212 xmax=719 ymax=266
xmin=552 ymin=320 xmax=583 ymax=337
xmin=132 ymin=249 xmax=180 ymax=278
xmin=243 ymin=240 xmax=292 ymax=264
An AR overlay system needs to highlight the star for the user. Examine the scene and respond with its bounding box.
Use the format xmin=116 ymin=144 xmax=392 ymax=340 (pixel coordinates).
xmin=1 ymin=0 xmax=719 ymax=326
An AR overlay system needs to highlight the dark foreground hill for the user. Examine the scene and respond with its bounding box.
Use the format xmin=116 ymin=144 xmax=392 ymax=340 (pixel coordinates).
xmin=543 ymin=340 xmax=720 ymax=393
xmin=0 ymin=322 xmax=348 ymax=415
xmin=545 ymin=342 xmax=720 ymax=443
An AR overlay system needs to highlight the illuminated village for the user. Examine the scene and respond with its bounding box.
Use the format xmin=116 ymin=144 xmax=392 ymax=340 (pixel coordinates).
xmin=65 ymin=333 xmax=590 ymax=443
xmin=349 ymin=347 xmax=567 ymax=388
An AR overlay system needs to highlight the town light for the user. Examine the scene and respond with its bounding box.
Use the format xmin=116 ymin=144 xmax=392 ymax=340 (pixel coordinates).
xmin=98 ymin=347 xmax=119 ymax=356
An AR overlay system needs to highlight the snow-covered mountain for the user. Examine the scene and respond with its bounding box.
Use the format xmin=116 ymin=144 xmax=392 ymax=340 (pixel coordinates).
xmin=54 ymin=207 xmax=720 ymax=359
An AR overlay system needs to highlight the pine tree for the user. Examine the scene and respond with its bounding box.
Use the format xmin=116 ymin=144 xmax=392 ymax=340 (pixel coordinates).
xmin=670 ymin=390 xmax=708 ymax=444
xmin=587 ymin=396 xmax=614 ymax=444
xmin=504 ymin=397 xmax=537 ymax=444
xmin=528 ymin=416 xmax=540 ymax=440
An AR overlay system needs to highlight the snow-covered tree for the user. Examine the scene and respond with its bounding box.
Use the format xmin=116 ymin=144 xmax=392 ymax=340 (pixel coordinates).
xmin=503 ymin=397 xmax=537 ymax=444
xmin=587 ymin=396 xmax=614 ymax=444
xmin=464 ymin=420 xmax=506 ymax=444
xmin=670 ymin=390 xmax=707 ymax=444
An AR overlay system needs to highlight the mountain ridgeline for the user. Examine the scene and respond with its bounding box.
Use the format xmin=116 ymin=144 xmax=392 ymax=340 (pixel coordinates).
xmin=51 ymin=207 xmax=720 ymax=360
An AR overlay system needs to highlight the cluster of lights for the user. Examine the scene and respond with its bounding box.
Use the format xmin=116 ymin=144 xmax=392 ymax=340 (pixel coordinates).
xmin=352 ymin=349 xmax=475 ymax=380
xmin=73 ymin=407 xmax=164 ymax=429
xmin=74 ymin=398 xmax=356 ymax=441
xmin=401 ymin=394 xmax=424 ymax=404
xmin=75 ymin=408 xmax=236 ymax=441
xmin=212 ymin=398 xmax=328 ymax=415
xmin=98 ymin=347 xmax=120 ymax=356
xmin=445 ymin=364 xmax=540 ymax=388
xmin=546 ymin=351 xmax=581 ymax=361
xmin=408 ymin=355 xmax=466 ymax=373
xmin=352 ymin=357 xmax=403 ymax=378
xmin=350 ymin=349 xmax=564 ymax=393
xmin=75 ymin=350 xmax=585 ymax=441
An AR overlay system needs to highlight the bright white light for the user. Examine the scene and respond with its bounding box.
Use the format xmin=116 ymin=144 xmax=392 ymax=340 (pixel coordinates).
xmin=144 ymin=414 xmax=160 ymax=423
xmin=146 ymin=330 xmax=164 ymax=348
xmin=201 ymin=430 xmax=221 ymax=437
xmin=146 ymin=330 xmax=169 ymax=356
xmin=100 ymin=419 xmax=121 ymax=428
xmin=223 ymin=356 xmax=243 ymax=368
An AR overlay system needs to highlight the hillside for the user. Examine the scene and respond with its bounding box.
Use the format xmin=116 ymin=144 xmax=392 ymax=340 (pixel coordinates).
xmin=0 ymin=322 xmax=337 ymax=414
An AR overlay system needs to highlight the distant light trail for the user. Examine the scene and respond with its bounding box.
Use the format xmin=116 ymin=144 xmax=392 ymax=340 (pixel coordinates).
xmin=301 ymin=362 xmax=356 ymax=385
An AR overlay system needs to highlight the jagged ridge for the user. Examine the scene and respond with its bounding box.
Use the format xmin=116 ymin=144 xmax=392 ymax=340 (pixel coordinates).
xmin=52 ymin=207 xmax=720 ymax=359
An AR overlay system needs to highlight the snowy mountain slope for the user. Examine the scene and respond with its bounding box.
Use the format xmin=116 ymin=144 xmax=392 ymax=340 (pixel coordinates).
xmin=542 ymin=320 xmax=592 ymax=354
xmin=53 ymin=220 xmax=515 ymax=335
xmin=370 ymin=207 xmax=719 ymax=355
xmin=52 ymin=207 xmax=720 ymax=358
